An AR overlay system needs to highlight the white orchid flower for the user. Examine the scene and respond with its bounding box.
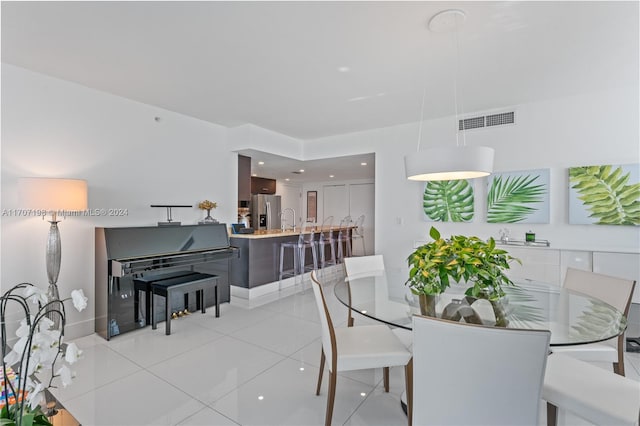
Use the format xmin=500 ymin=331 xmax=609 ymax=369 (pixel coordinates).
xmin=3 ymin=348 xmax=21 ymax=366
xmin=25 ymin=382 xmax=45 ymax=409
xmin=15 ymin=317 xmax=33 ymax=338
xmin=70 ymin=289 xmax=88 ymax=312
xmin=64 ymin=342 xmax=82 ymax=364
xmin=55 ymin=364 xmax=73 ymax=388
xmin=37 ymin=316 xmax=55 ymax=332
xmin=23 ymin=285 xmax=48 ymax=305
xmin=4 ymin=336 xmax=29 ymax=364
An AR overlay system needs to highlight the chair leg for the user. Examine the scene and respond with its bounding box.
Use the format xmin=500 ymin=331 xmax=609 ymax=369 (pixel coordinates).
xmin=383 ymin=367 xmax=390 ymax=392
xmin=614 ymin=336 xmax=625 ymax=376
xmin=614 ymin=361 xmax=624 ymax=376
xmin=546 ymin=402 xmax=558 ymax=426
xmin=325 ymin=370 xmax=337 ymax=426
xmin=405 ymin=358 xmax=413 ymax=426
xmin=316 ymin=350 xmax=325 ymax=395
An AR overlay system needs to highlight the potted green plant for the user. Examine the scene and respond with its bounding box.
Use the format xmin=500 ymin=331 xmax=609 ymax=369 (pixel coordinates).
xmin=406 ymin=226 xmax=519 ymax=325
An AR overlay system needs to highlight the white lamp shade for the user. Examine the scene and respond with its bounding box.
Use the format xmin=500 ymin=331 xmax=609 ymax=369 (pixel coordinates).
xmin=405 ymin=146 xmax=494 ymax=181
xmin=19 ymin=178 xmax=88 ymax=211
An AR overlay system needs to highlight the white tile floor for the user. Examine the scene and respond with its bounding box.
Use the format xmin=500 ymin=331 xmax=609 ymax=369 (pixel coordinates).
xmin=50 ymin=273 xmax=640 ymax=426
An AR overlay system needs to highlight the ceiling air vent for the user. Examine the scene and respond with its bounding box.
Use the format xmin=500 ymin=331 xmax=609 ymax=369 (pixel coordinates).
xmin=486 ymin=111 xmax=515 ymax=127
xmin=458 ymin=111 xmax=515 ymax=131
xmin=459 ymin=116 xmax=485 ymax=131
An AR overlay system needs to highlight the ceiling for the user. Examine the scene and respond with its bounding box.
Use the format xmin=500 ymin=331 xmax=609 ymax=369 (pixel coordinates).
xmin=2 ymin=1 xmax=638 ymax=182
xmin=238 ymin=149 xmax=375 ymax=183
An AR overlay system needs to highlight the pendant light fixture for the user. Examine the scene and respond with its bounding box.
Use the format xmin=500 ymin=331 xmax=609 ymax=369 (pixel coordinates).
xmin=405 ymin=9 xmax=494 ymax=181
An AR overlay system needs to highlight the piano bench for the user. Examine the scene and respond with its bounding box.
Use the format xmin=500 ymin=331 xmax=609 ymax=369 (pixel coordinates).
xmin=134 ymin=271 xmax=198 ymax=326
xmin=150 ymin=272 xmax=219 ymax=335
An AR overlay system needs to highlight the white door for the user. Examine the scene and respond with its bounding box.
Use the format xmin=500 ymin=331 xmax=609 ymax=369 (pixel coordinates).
xmin=323 ymin=185 xmax=349 ymax=227
xmin=349 ymin=183 xmax=375 ymax=255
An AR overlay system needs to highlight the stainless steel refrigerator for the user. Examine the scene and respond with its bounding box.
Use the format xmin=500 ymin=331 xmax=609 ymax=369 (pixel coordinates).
xmin=251 ymin=194 xmax=281 ymax=230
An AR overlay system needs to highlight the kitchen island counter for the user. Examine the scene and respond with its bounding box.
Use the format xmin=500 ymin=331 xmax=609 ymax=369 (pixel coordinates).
xmin=229 ymin=226 xmax=349 ymax=239
xmin=229 ymin=227 xmax=351 ymax=291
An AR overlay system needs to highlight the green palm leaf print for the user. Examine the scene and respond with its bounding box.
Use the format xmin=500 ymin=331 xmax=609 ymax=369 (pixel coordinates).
xmin=569 ymin=165 xmax=640 ymax=225
xmin=487 ymin=174 xmax=546 ymax=223
xmin=423 ymin=180 xmax=474 ymax=222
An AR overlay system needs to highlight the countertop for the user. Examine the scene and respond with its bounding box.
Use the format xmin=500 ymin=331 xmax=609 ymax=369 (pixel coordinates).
xmin=229 ymin=226 xmax=352 ymax=239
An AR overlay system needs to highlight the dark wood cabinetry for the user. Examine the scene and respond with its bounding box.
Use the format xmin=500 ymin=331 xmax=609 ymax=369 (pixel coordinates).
xmin=251 ymin=176 xmax=276 ymax=194
xmin=238 ymin=155 xmax=251 ymax=202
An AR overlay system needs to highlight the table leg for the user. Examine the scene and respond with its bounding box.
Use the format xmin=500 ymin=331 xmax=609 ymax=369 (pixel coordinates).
xmin=215 ymin=283 xmax=219 ymax=318
xmin=151 ymin=290 xmax=157 ymax=330
xmin=165 ymin=292 xmax=171 ymax=335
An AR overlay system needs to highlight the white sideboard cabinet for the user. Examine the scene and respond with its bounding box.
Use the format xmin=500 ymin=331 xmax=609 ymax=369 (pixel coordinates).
xmin=502 ymin=245 xmax=640 ymax=304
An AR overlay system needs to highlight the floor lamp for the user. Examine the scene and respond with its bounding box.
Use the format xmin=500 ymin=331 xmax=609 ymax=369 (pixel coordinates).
xmin=18 ymin=178 xmax=88 ymax=328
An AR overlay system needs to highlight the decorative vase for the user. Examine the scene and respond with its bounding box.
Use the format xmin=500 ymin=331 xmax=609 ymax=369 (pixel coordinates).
xmin=464 ymin=294 xmax=509 ymax=327
xmin=202 ymin=209 xmax=217 ymax=224
xmin=441 ymin=298 xmax=483 ymax=324
xmin=418 ymin=293 xmax=437 ymax=317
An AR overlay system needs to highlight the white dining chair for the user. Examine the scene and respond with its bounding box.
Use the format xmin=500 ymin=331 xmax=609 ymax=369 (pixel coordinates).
xmin=343 ymin=254 xmax=385 ymax=327
xmin=343 ymin=254 xmax=385 ymax=281
xmin=310 ymin=271 xmax=413 ymax=426
xmin=412 ymin=314 xmax=551 ymax=426
xmin=553 ymin=267 xmax=636 ymax=376
xmin=543 ymin=353 xmax=640 ymax=426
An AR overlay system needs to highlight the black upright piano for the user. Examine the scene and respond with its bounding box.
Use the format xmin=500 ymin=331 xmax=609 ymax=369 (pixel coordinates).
xmin=95 ymin=224 xmax=236 ymax=340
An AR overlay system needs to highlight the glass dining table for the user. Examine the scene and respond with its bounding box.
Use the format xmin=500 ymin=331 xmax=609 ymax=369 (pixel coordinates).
xmin=334 ymin=268 xmax=628 ymax=346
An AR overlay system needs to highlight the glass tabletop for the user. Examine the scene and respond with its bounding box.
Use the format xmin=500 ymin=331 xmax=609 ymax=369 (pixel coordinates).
xmin=334 ymin=268 xmax=628 ymax=346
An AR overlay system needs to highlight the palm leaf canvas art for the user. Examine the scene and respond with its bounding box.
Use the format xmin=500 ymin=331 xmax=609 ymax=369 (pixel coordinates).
xmin=487 ymin=169 xmax=549 ymax=223
xmin=569 ymin=163 xmax=640 ymax=226
xmin=423 ymin=179 xmax=474 ymax=222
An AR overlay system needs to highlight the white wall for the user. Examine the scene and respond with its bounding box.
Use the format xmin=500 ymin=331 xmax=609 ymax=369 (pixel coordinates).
xmin=1 ymin=65 xmax=239 ymax=338
xmin=304 ymin=87 xmax=640 ymax=270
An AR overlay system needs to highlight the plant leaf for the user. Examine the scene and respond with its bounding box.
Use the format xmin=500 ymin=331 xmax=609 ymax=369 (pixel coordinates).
xmin=487 ymin=174 xmax=546 ymax=223
xmin=569 ymin=165 xmax=640 ymax=225
xmin=423 ymin=180 xmax=474 ymax=222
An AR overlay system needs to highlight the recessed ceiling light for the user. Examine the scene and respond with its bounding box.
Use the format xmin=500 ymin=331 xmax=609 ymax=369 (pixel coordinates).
xmin=252 ymin=173 xmax=257 ymax=177
xmin=361 ymin=162 xmax=367 ymax=166
xmin=285 ymin=178 xmax=290 ymax=181
xmin=299 ymin=367 xmax=305 ymax=371
xmin=258 ymin=161 xmax=264 ymax=165
xmin=258 ymin=395 xmax=264 ymax=401
xmin=348 ymin=96 xmax=368 ymax=102
xmin=337 ymin=66 xmax=350 ymax=72
xmin=299 ymin=169 xmax=305 ymax=173
xmin=329 ymin=175 xmax=334 ymax=178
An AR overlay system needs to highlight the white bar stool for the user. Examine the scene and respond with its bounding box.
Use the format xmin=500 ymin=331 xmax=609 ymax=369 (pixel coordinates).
xmin=279 ymin=237 xmax=302 ymax=286
xmin=316 ymin=216 xmax=337 ymax=277
xmin=336 ymin=215 xmax=352 ymax=263
xmin=350 ymin=214 xmax=365 ymax=256
xmin=298 ymin=222 xmax=318 ymax=275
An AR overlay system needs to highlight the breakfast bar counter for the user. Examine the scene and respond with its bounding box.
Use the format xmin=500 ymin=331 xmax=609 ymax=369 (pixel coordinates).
xmin=229 ymin=227 xmax=339 ymax=239
xmin=229 ymin=227 xmax=351 ymax=290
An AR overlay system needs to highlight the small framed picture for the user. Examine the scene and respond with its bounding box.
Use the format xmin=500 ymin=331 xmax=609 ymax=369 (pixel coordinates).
xmin=307 ymin=191 xmax=317 ymax=222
